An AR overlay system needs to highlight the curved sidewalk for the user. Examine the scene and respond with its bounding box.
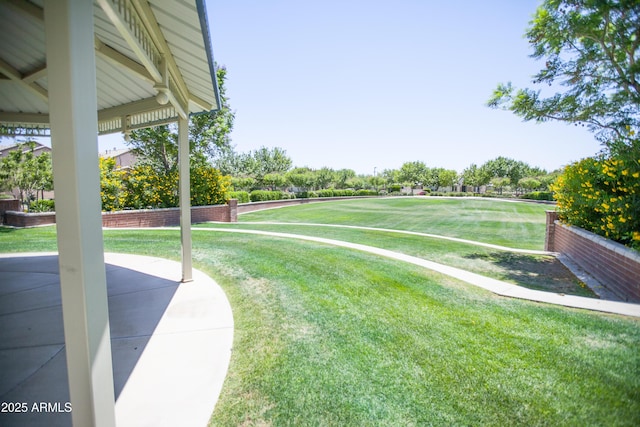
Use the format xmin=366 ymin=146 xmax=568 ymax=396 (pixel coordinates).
xmin=189 ymin=227 xmax=640 ymax=318
xmin=0 ymin=252 xmax=233 ymax=427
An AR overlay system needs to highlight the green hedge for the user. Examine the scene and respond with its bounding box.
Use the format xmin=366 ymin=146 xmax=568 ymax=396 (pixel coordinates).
xmin=29 ymin=199 xmax=55 ymax=212
xmin=355 ymin=190 xmax=378 ymax=196
xmin=249 ymin=190 xmax=295 ymax=202
xmin=333 ymin=189 xmax=356 ymax=197
xmin=297 ymin=191 xmax=318 ymax=199
xmin=250 ymin=190 xmax=282 ymax=202
xmin=228 ymin=191 xmax=250 ymax=203
xmin=520 ymin=191 xmax=554 ymax=201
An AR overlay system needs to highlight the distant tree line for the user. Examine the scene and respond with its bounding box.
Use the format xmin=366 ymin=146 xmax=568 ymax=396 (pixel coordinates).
xmin=214 ymin=145 xmax=556 ymax=198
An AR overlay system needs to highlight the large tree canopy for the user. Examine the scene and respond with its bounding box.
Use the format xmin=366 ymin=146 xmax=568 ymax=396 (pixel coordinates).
xmin=488 ymin=0 xmax=640 ymax=149
xmin=127 ymin=64 xmax=235 ymax=170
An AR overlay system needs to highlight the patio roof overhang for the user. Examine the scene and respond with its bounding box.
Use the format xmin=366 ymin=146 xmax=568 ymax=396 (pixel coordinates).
xmin=0 ymin=0 xmax=220 ymax=137
xmin=0 ymin=1 xmax=221 ymax=425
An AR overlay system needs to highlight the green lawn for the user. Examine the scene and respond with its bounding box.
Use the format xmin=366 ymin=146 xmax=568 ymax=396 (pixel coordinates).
xmin=199 ymin=198 xmax=590 ymax=296
xmin=1 ymin=198 xmax=638 ymax=426
xmin=238 ymin=197 xmax=551 ymax=249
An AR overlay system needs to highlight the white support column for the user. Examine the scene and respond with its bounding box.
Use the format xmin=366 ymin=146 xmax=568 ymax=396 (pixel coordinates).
xmin=178 ymin=116 xmax=193 ymax=282
xmin=44 ymin=1 xmax=116 ymax=426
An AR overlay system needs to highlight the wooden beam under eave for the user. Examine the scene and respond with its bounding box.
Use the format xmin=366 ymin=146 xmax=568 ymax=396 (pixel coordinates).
xmin=95 ymin=37 xmax=154 ymax=83
xmin=22 ymin=64 xmax=48 ymax=83
xmin=4 ymin=0 xmax=44 ymax=21
xmin=0 ymin=112 xmax=49 ymax=124
xmin=0 ymin=57 xmax=48 ymax=101
xmin=97 ymin=97 xmax=163 ymax=121
xmin=96 ymin=0 xmax=163 ymax=83
xmin=132 ymin=0 xmax=192 ymax=114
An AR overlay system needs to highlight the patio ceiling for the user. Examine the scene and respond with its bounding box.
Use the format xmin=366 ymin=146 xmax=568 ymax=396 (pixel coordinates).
xmin=0 ymin=0 xmax=220 ymax=137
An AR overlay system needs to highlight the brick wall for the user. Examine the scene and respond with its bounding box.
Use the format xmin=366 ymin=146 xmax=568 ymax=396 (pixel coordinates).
xmin=0 ymin=199 xmax=21 ymax=224
xmin=545 ymin=211 xmax=640 ymax=303
xmin=101 ymin=208 xmax=180 ymax=227
xmin=3 ymin=197 xmax=368 ymax=227
xmin=5 ymin=211 xmax=56 ymax=227
xmin=3 ymin=200 xmax=237 ymax=228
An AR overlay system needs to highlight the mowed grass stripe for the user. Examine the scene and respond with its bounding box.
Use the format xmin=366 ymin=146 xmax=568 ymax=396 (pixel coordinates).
xmin=195 ymin=222 xmax=596 ymax=297
xmin=238 ymin=197 xmax=550 ymax=250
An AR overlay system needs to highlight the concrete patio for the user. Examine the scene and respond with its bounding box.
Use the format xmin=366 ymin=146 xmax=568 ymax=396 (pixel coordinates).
xmin=0 ymin=252 xmax=234 ymax=427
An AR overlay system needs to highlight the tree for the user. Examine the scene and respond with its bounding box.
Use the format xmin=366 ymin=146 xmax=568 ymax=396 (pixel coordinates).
xmin=0 ymin=141 xmax=53 ymax=205
xmin=462 ymin=164 xmax=489 ymax=192
xmin=128 ymin=64 xmax=235 ymax=170
xmin=487 ymin=0 xmax=640 ymax=150
xmin=215 ymin=146 xmax=292 ymax=189
xmin=335 ymin=169 xmax=356 ymax=189
xmin=438 ymin=169 xmax=458 ymax=191
xmin=519 ymin=177 xmax=542 ymax=193
xmin=123 ymin=65 xmax=234 ymax=207
xmin=249 ymin=147 xmax=293 ymax=186
xmin=262 ymin=173 xmax=286 ymax=190
xmin=398 ymin=161 xmax=429 ymax=187
xmin=286 ymin=167 xmax=315 ymax=191
xmin=381 ymin=169 xmax=399 ymax=187
xmin=314 ymin=167 xmax=335 ymax=189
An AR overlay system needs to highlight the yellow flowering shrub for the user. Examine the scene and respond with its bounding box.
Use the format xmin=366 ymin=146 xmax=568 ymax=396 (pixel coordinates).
xmin=123 ymin=164 xmax=178 ymax=209
xmin=99 ymin=157 xmax=126 ymax=211
xmin=121 ymin=163 xmax=231 ymax=209
xmin=552 ymin=151 xmax=640 ymax=250
xmin=190 ymin=164 xmax=231 ymax=206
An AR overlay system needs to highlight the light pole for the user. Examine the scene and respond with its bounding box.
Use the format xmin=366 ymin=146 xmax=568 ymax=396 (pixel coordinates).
xmin=373 ymin=167 xmax=377 ymax=192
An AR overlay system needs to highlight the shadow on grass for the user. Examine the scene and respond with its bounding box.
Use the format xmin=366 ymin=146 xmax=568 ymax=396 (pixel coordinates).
xmin=463 ymin=252 xmax=598 ymax=298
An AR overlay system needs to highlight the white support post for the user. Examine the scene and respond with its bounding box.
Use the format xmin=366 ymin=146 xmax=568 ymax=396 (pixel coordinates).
xmin=44 ymin=1 xmax=116 ymax=426
xmin=178 ymin=116 xmax=193 ymax=282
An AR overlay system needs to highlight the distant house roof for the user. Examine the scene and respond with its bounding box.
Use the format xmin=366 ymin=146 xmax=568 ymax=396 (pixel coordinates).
xmin=0 ymin=141 xmax=51 ymax=158
xmin=101 ymin=147 xmax=132 ymax=158
xmin=101 ymin=147 xmax=137 ymax=169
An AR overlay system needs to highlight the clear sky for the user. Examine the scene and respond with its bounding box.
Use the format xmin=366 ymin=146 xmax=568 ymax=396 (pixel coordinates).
xmin=97 ymin=0 xmax=604 ymax=175
xmin=202 ymin=0 xmax=603 ymax=174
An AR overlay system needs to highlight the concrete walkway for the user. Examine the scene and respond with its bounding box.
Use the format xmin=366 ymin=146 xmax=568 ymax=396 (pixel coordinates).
xmin=0 ymin=252 xmax=233 ymax=427
xmin=188 ymin=227 xmax=640 ymax=318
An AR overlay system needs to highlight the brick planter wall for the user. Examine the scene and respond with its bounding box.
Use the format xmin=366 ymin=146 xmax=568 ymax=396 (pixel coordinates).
xmin=4 ymin=200 xmax=238 ymax=228
xmin=0 ymin=199 xmax=21 ymax=224
xmin=545 ymin=211 xmax=640 ymax=303
xmin=5 ymin=211 xmax=56 ymax=227
xmin=3 ymin=197 xmax=371 ymax=227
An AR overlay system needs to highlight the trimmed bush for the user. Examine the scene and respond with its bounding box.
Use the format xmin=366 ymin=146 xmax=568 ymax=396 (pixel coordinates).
xmin=430 ymin=192 xmax=477 ymax=197
xmin=317 ymin=189 xmax=334 ymax=197
xmin=297 ymin=191 xmax=318 ymax=199
xmin=228 ymin=191 xmax=249 ymax=203
xmin=355 ymin=189 xmax=378 ymax=196
xmin=29 ymin=199 xmax=55 ymax=212
xmin=521 ymin=191 xmax=554 ymax=201
xmin=250 ymin=190 xmax=282 ymax=202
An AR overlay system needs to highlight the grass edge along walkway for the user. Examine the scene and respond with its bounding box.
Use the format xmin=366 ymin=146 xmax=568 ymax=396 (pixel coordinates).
xmin=132 ymin=226 xmax=640 ymax=318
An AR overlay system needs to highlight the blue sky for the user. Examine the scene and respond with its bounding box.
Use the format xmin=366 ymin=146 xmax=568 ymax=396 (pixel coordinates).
xmin=99 ymin=0 xmax=603 ymax=174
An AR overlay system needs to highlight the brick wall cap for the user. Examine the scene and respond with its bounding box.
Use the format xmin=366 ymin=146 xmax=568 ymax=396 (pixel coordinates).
xmin=5 ymin=210 xmax=55 ymax=217
xmin=555 ymin=220 xmax=640 ymax=263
